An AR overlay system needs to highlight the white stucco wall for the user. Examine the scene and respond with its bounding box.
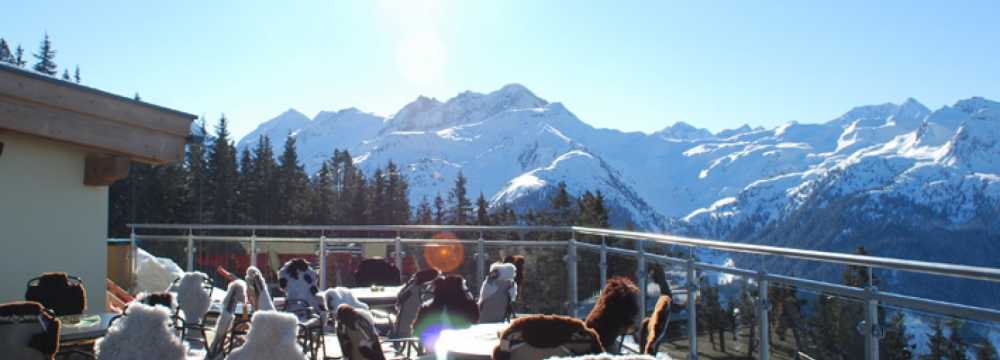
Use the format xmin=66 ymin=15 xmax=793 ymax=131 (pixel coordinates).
xmin=0 ymin=132 xmax=107 ymax=313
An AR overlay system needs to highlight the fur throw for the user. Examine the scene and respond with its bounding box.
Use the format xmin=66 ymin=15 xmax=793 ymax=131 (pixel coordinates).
xmin=492 ymin=315 xmax=603 ymax=360
xmin=585 ymin=277 xmax=641 ymax=354
xmin=412 ymin=275 xmax=479 ymax=351
xmin=322 ymin=287 xmax=369 ymax=321
xmin=392 ymin=269 xmax=439 ymax=338
xmin=25 ymin=272 xmax=86 ymax=316
xmin=0 ymin=301 xmax=61 ymax=360
xmin=277 ymin=259 xmax=325 ymax=317
xmin=336 ymin=305 xmax=385 ymax=360
xmin=135 ymin=292 xmax=176 ymax=310
xmin=225 ymin=310 xmax=307 ymax=360
xmin=479 ymin=262 xmax=518 ymax=303
xmin=210 ymin=280 xmax=247 ymax=355
xmin=549 ymin=354 xmax=671 ymax=360
xmin=245 ymin=267 xmax=275 ymax=311
xmin=502 ymin=255 xmax=525 ymax=288
xmin=176 ymin=272 xmax=211 ymax=324
xmin=94 ymin=303 xmax=187 ymax=360
xmin=639 ymin=295 xmax=673 ymax=355
xmin=353 ymin=258 xmax=402 ymax=287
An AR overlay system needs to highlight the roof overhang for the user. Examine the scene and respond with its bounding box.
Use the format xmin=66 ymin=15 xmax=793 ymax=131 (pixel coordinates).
xmin=0 ymin=65 xmax=196 ymax=165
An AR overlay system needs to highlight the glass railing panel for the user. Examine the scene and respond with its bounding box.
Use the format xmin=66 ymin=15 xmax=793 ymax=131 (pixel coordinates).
xmin=132 ymin=235 xmax=188 ymax=293
xmin=191 ymin=238 xmax=252 ymax=288
xmin=691 ymin=269 xmax=755 ymax=360
xmin=780 ymin=286 xmax=867 ymax=360
xmin=879 ymin=303 xmax=1000 ymax=360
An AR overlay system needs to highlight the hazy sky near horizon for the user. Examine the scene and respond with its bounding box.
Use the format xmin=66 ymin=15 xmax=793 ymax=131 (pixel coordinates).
xmin=5 ymin=1 xmax=1000 ymax=139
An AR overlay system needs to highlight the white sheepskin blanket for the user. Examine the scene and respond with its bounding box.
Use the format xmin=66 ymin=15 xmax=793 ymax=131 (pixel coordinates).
xmin=176 ymin=272 xmax=211 ymax=324
xmin=479 ymin=262 xmax=518 ymax=304
xmin=277 ymin=259 xmax=325 ymax=316
xmin=322 ymin=287 xmax=369 ymax=320
xmin=245 ymin=267 xmax=275 ymax=311
xmin=225 ymin=311 xmax=308 ymax=360
xmin=135 ymin=247 xmax=184 ymax=293
xmin=547 ymin=354 xmax=672 ymax=360
xmin=94 ymin=303 xmax=188 ymax=360
xmin=209 ymin=280 xmax=247 ymax=355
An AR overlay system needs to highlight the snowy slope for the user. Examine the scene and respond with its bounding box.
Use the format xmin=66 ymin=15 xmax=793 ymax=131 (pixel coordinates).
xmin=237 ymin=87 xmax=1000 ymax=245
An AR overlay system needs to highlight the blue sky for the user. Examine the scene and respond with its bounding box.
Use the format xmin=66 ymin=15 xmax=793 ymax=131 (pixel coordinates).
xmin=5 ymin=1 xmax=1000 ymax=139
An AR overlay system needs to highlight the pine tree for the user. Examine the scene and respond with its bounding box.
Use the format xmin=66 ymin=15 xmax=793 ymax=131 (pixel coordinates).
xmin=881 ymin=312 xmax=914 ymax=360
xmin=74 ymin=65 xmax=80 ymax=83
xmin=415 ymin=196 xmax=433 ymax=225
xmin=549 ymin=181 xmax=574 ymax=225
xmin=236 ymin=148 xmax=255 ymax=224
xmin=448 ymin=171 xmax=471 ymax=225
xmin=433 ymin=193 xmax=446 ymax=225
xmin=369 ymin=167 xmax=387 ymax=224
xmin=948 ymin=320 xmax=969 ymax=360
xmin=475 ymin=193 xmax=490 ymax=225
xmin=385 ymin=161 xmax=411 ymax=224
xmin=0 ymin=39 xmax=13 ymax=64
xmin=15 ymin=45 xmax=26 ymax=67
xmin=61 ymin=69 xmax=70 ymax=80
xmin=186 ymin=119 xmax=210 ymax=223
xmin=843 ymin=246 xmax=878 ymax=287
xmin=206 ymin=115 xmax=239 ymax=224
xmin=977 ymin=341 xmax=999 ymax=360
xmin=311 ymin=162 xmax=336 ymax=224
xmin=250 ymin=136 xmax=278 ymax=224
xmin=925 ymin=320 xmax=948 ymax=360
xmin=275 ymin=133 xmax=311 ymax=224
xmin=32 ymin=33 xmax=58 ymax=75
xmin=134 ymin=93 xmax=141 ymax=101
xmin=577 ymin=190 xmax=609 ymax=227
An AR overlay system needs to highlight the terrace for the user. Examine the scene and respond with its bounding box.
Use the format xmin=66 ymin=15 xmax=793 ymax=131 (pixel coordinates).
xmin=91 ymin=224 xmax=1000 ymax=360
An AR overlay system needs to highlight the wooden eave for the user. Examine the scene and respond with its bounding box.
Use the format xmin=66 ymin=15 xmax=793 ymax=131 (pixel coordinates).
xmin=0 ymin=65 xmax=196 ymax=164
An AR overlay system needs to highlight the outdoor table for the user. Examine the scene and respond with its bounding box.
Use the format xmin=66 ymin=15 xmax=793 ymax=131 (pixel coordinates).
xmin=434 ymin=322 xmax=510 ymax=360
xmin=60 ymin=313 xmax=117 ymax=342
xmin=349 ymin=285 xmax=403 ymax=307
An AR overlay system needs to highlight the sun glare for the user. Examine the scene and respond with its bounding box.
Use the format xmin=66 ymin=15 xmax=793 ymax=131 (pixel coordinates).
xmin=378 ymin=0 xmax=447 ymax=86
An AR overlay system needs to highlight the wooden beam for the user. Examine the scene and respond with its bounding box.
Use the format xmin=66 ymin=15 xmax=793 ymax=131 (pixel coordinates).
xmin=84 ymin=155 xmax=130 ymax=186
xmin=0 ymin=94 xmax=186 ymax=164
xmin=0 ymin=69 xmax=194 ymax=137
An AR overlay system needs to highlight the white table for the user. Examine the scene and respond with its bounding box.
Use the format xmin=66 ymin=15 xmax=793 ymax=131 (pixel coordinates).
xmin=434 ymin=322 xmax=510 ymax=360
xmin=348 ymin=285 xmax=403 ymax=307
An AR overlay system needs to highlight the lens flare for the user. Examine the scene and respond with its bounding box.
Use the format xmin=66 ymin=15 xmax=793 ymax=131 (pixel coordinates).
xmin=423 ymin=232 xmax=465 ymax=273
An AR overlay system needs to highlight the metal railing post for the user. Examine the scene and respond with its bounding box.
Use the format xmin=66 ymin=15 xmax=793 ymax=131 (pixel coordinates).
xmin=637 ymin=239 xmax=647 ymax=330
xmin=567 ymin=231 xmax=579 ymax=318
xmin=477 ymin=232 xmax=486 ymax=287
xmin=186 ymin=228 xmax=194 ymax=272
xmin=599 ymin=236 xmax=608 ymax=290
xmin=758 ymin=271 xmax=770 ymax=360
xmin=319 ymin=232 xmax=327 ymax=289
xmin=129 ymin=227 xmax=137 ymax=292
xmin=687 ymin=250 xmax=699 ymax=360
xmin=249 ymin=229 xmax=257 ymax=268
xmin=395 ymin=231 xmax=404 ymax=283
xmin=864 ymin=269 xmax=881 ymax=360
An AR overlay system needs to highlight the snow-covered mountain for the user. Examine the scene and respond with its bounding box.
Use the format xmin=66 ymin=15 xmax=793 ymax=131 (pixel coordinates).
xmin=237 ymin=87 xmax=1000 ymax=304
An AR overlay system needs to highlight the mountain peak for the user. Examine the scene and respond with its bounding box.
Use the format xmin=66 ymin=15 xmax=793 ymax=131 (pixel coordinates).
xmin=655 ymin=121 xmax=714 ymax=141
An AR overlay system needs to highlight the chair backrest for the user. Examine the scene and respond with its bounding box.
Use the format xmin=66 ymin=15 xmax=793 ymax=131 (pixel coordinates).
xmin=226 ymin=310 xmax=307 ymax=360
xmin=0 ymin=301 xmax=60 ymax=360
xmin=175 ymin=272 xmax=212 ymax=324
xmin=353 ymin=258 xmax=402 ymax=287
xmin=209 ymin=280 xmax=247 ymax=356
xmin=277 ymin=258 xmax=325 ymax=314
xmin=492 ymin=315 xmax=603 ymax=360
xmin=94 ymin=303 xmax=188 ymax=360
xmin=246 ymin=266 xmax=275 ymax=311
xmin=25 ymin=272 xmax=86 ymax=317
xmin=638 ymin=295 xmax=672 ymax=355
xmin=584 ymin=277 xmax=640 ymax=354
xmin=336 ymin=304 xmax=386 ymax=360
xmin=479 ymin=263 xmax=517 ymax=323
xmin=392 ymin=269 xmax=438 ymax=337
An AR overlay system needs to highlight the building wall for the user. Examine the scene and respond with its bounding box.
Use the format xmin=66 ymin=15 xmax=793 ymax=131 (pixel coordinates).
xmin=0 ymin=132 xmax=107 ymax=313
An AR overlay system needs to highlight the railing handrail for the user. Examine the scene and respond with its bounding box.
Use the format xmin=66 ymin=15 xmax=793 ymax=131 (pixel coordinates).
xmin=128 ymin=223 xmax=573 ymax=232
xmin=571 ymin=226 xmax=1000 ymax=283
xmin=128 ymin=223 xmax=1000 ymax=284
